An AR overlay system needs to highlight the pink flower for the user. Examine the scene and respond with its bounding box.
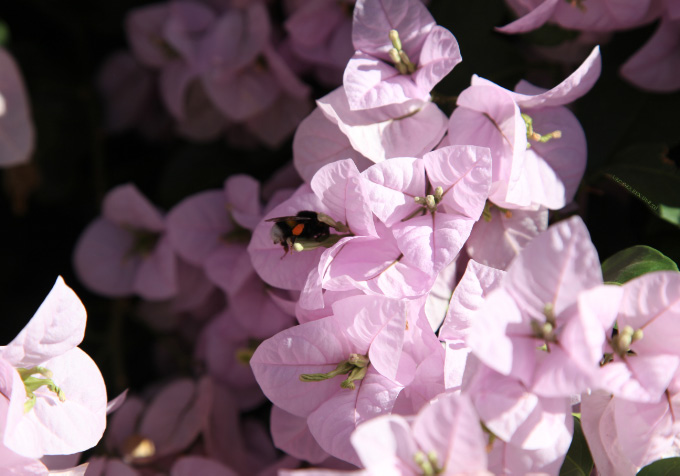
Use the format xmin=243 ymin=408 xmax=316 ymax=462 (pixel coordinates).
xmin=250 ymin=295 xmax=412 ymax=464
xmin=344 ymin=0 xmax=461 ymax=110
xmin=466 ymin=216 xmax=609 ymax=397
xmin=0 ymin=277 xmax=107 ymax=459
xmin=362 ymin=145 xmax=491 ymax=276
xmin=448 ymin=47 xmax=600 ymax=210
xmin=73 ymin=183 xmax=178 ymax=300
xmin=598 ymin=271 xmax=680 ymax=403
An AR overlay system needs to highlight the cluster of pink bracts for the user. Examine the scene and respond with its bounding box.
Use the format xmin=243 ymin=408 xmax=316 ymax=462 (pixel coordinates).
xmin=2 ymin=0 xmax=680 ymax=475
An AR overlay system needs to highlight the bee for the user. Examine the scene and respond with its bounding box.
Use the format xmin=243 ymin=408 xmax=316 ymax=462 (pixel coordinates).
xmin=266 ymin=211 xmax=331 ymax=254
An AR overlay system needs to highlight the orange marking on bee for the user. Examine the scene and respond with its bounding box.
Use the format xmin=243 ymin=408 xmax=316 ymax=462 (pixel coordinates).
xmin=292 ymin=224 xmax=305 ymax=236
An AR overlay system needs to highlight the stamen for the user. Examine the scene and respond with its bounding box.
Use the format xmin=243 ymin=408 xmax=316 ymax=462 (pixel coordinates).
xmin=300 ymin=354 xmax=370 ymax=390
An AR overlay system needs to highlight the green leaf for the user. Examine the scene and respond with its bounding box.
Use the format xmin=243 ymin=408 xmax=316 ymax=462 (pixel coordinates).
xmin=637 ymin=458 xmax=680 ymax=475
xmin=559 ymin=417 xmax=593 ymax=476
xmin=602 ymin=245 xmax=679 ymax=285
xmin=604 ymin=143 xmax=680 ymax=227
xmin=658 ymin=204 xmax=680 ymax=227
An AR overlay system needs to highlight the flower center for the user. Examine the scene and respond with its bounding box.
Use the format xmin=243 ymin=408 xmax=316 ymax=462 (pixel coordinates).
xmin=125 ymin=229 xmax=161 ymax=260
xmin=414 ymin=450 xmax=444 ymax=476
xmin=610 ymin=324 xmax=643 ymax=358
xmin=299 ymin=353 xmax=369 ymax=390
xmin=18 ymin=366 xmax=66 ymax=413
xmin=530 ymin=303 xmax=558 ymax=349
xmin=388 ymin=29 xmax=416 ymax=75
xmin=522 ymin=113 xmax=562 ymax=149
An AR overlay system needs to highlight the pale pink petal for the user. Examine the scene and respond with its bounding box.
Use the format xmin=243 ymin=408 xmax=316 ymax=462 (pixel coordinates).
xmin=521 ymin=106 xmax=586 ymax=208
xmin=494 ymin=46 xmax=602 ymax=109
xmin=132 ymin=236 xmax=178 ymax=300
xmin=270 ymin=405 xmax=329 ymax=464
xmin=390 ymin=212 xmax=475 ymax=275
xmin=2 ymin=277 xmax=85 ymax=367
xmin=249 ymin=316 xmax=358 ymax=418
xmin=613 ymin=395 xmax=680 ymax=468
xmin=466 ymin=289 xmax=524 ymax=376
xmin=105 ymin=390 xmax=128 ymax=415
xmin=505 ymin=215 xmax=602 ymax=319
xmin=466 ymin=207 xmax=548 ymax=271
xmin=361 ymin=157 xmax=425 ymax=227
xmin=73 ymin=218 xmax=138 ymax=298
xmin=0 ymin=356 xmax=27 ymax=440
xmin=317 ymin=88 xmax=446 ymax=163
xmin=413 ymin=393 xmax=488 ymax=473
xmin=447 ymin=84 xmax=528 ymax=208
xmin=600 ymin=355 xmax=679 ymax=402
xmin=0 ymin=48 xmax=35 ymax=167
xmin=580 ymin=391 xmax=634 ymax=476
xmin=620 ymin=271 xmax=680 ymax=357
xmin=166 ymin=190 xmax=231 ymax=266
xmin=350 ymin=414 xmax=419 ymax=473
xmin=440 ymin=260 xmax=505 ymax=390
xmin=343 ymin=53 xmax=427 ymax=110
xmin=487 ymin=422 xmax=573 ymax=475
xmin=412 ymin=25 xmax=462 ymax=94
xmin=311 ymin=159 xmax=376 ymax=237
xmin=102 ymin=184 xmax=164 ymax=231
xmin=496 ymin=0 xmax=559 ymax=34
xmin=424 ymin=259 xmax=458 ymax=332
xmin=321 ymin=230 xmax=434 ymax=299
xmin=0 ymin=447 xmax=48 ymax=475
xmin=440 ymin=260 xmax=506 ymax=341
xmin=307 ymin=370 xmax=403 ymax=465
xmin=293 ymin=107 xmax=373 ymax=183
xmin=423 ymin=145 xmax=492 ymax=219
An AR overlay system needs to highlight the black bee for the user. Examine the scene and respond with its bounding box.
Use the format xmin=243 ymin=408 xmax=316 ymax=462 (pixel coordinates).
xmin=266 ymin=211 xmax=331 ymax=254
